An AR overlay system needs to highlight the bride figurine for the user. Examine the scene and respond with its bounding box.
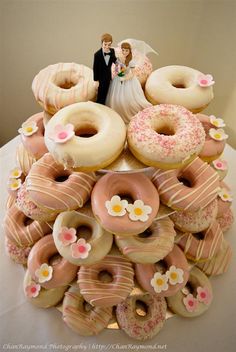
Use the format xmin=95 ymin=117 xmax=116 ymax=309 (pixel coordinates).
xmin=105 ymin=40 xmax=155 ymax=123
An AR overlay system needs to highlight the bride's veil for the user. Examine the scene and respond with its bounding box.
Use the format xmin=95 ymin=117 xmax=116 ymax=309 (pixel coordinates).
xmin=117 ymin=38 xmax=158 ymax=56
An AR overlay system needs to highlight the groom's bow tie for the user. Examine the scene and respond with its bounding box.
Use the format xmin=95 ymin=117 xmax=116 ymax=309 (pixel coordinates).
xmin=104 ymin=52 xmax=111 ymax=56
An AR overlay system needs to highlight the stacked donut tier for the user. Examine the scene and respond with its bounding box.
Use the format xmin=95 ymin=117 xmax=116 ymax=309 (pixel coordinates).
xmin=3 ymin=62 xmax=234 ymax=341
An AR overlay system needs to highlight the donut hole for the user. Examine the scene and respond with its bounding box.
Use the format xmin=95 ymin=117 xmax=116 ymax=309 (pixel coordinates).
xmin=49 ymin=253 xmax=62 ymax=266
xmin=138 ymin=228 xmax=152 ymax=239
xmin=135 ymin=300 xmax=149 ymax=317
xmin=55 ymin=175 xmax=70 ymax=182
xmin=23 ymin=217 xmax=34 ymax=227
xmin=155 ymin=125 xmax=175 ymax=136
xmin=117 ymin=194 xmax=134 ymax=203
xmin=193 ymin=232 xmax=205 ymax=240
xmin=178 ymin=177 xmax=192 ymax=188
xmin=98 ymin=270 xmax=113 ymax=283
xmin=171 ymin=78 xmax=189 ymax=89
xmin=154 ymin=260 xmax=168 ymax=274
xmin=76 ymin=225 xmax=92 ymax=241
xmin=54 ymin=72 xmax=78 ymax=90
xmin=83 ymin=300 xmax=93 ymax=313
xmin=182 ymin=282 xmax=195 ymax=295
xmin=75 ymin=125 xmax=98 ymax=138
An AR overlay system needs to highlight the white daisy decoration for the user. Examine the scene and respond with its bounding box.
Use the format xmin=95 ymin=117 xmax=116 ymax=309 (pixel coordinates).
xmin=150 ymin=272 xmax=169 ymax=293
xmin=35 ymin=263 xmax=53 ymax=283
xmin=166 ymin=265 xmax=184 ymax=285
xmin=9 ymin=167 xmax=22 ymax=179
xmin=18 ymin=121 xmax=38 ymax=136
xmin=105 ymin=195 xmax=128 ymax=217
xmin=218 ymin=188 xmax=233 ymax=202
xmin=209 ymin=128 xmax=228 ymax=141
xmin=209 ymin=115 xmax=225 ymax=128
xmin=126 ymin=199 xmax=152 ymax=222
xmin=8 ymin=178 xmax=22 ymax=191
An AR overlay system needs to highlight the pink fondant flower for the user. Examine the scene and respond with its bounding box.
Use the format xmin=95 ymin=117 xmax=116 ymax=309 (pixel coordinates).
xmin=196 ymin=286 xmax=212 ymax=305
xmin=197 ymin=74 xmax=215 ymax=87
xmin=183 ymin=294 xmax=199 ymax=312
xmin=58 ymin=226 xmax=77 ymax=246
xmin=212 ymin=159 xmax=228 ymax=171
xmin=25 ymin=282 xmax=41 ymax=298
xmin=71 ymin=238 xmax=91 ymax=259
xmin=35 ymin=263 xmax=53 ymax=283
xmin=49 ymin=123 xmax=75 ymax=143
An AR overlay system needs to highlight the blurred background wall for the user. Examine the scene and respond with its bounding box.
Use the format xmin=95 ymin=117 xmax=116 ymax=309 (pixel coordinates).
xmin=1 ymin=0 xmax=236 ymax=147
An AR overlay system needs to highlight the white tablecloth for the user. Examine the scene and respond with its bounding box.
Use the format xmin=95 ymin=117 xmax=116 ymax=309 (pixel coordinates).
xmin=0 ymin=136 xmax=236 ymax=352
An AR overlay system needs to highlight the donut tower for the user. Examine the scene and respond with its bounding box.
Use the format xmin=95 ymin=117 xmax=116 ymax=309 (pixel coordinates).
xmin=3 ymin=59 xmax=234 ymax=341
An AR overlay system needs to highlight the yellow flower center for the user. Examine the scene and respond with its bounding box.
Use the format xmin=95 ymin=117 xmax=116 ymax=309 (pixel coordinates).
xmin=11 ymin=181 xmax=19 ymax=188
xmin=170 ymin=272 xmax=178 ymax=280
xmin=156 ymin=278 xmax=164 ymax=286
xmin=42 ymin=270 xmax=49 ymax=277
xmin=214 ymin=133 xmax=221 ymax=139
xmin=134 ymin=207 xmax=143 ymax=216
xmin=26 ymin=126 xmax=33 ymax=133
xmin=112 ymin=204 xmax=122 ymax=213
xmin=13 ymin=170 xmax=19 ymax=177
xmin=223 ymin=194 xmax=228 ymax=199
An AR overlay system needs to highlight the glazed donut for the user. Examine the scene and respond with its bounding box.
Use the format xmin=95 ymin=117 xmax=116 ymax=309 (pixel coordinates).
xmin=25 ymin=153 xmax=96 ymax=214
xmin=127 ymin=104 xmax=205 ymax=169
xmin=210 ymin=158 xmax=228 ymax=181
xmin=115 ymin=217 xmax=176 ymax=263
xmin=196 ymin=114 xmax=226 ymax=162
xmin=167 ymin=266 xmax=213 ymax=317
xmin=28 ymin=234 xmax=78 ymax=289
xmin=91 ymin=172 xmax=159 ymax=236
xmin=217 ymin=207 xmax=234 ymax=232
xmin=145 ymin=65 xmax=214 ymax=113
xmin=23 ymin=270 xmax=68 ymax=308
xmin=62 ymin=284 xmax=112 ymax=336
xmin=217 ymin=181 xmax=232 ymax=217
xmin=53 ymin=210 xmax=113 ymax=265
xmin=6 ymin=194 xmax=16 ymax=210
xmin=78 ymin=253 xmax=134 ymax=307
xmin=16 ymin=143 xmax=36 ymax=176
xmin=152 ymin=157 xmax=219 ymax=212
xmin=5 ymin=238 xmax=31 ymax=265
xmin=175 ymin=220 xmax=223 ymax=262
xmin=170 ymin=199 xmax=218 ymax=233
xmin=3 ymin=203 xmax=51 ymax=248
xmin=18 ymin=112 xmax=48 ymax=159
xmin=135 ymin=245 xmax=189 ymax=297
xmin=116 ymin=293 xmax=166 ymax=341
xmin=44 ymin=102 xmax=126 ymax=171
xmin=32 ymin=62 xmax=97 ymax=114
xmin=196 ymin=238 xmax=232 ymax=277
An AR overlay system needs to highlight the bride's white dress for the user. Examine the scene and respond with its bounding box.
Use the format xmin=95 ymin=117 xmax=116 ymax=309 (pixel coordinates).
xmin=105 ymin=60 xmax=152 ymax=124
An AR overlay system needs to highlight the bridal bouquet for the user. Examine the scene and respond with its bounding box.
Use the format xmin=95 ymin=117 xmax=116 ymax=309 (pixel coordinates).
xmin=115 ymin=62 xmax=126 ymax=77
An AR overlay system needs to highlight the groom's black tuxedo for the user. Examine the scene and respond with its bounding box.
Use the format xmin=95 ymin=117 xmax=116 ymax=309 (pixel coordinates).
xmin=93 ymin=48 xmax=117 ymax=104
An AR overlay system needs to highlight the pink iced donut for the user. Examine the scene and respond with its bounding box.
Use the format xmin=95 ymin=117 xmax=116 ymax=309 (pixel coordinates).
xmin=18 ymin=112 xmax=48 ymax=159
xmin=176 ymin=220 xmax=223 ymax=262
xmin=25 ymin=153 xmax=96 ymax=213
xmin=170 ymin=199 xmax=218 ymax=233
xmin=152 ymin=157 xmax=220 ymax=212
xmin=28 ymin=234 xmax=78 ymax=289
xmin=3 ymin=203 xmax=51 ymax=248
xmin=116 ymin=293 xmax=166 ymax=341
xmin=91 ymin=173 xmax=159 ymax=235
xmin=217 ymin=207 xmax=234 ymax=232
xmin=78 ymin=254 xmax=134 ymax=307
xmin=32 ymin=63 xmax=97 ymax=114
xmin=135 ymin=245 xmax=189 ymax=297
xmin=217 ymin=181 xmax=232 ymax=217
xmin=5 ymin=238 xmax=31 ymax=265
xmin=127 ymin=104 xmax=205 ymax=169
xmin=196 ymin=113 xmax=226 ymax=162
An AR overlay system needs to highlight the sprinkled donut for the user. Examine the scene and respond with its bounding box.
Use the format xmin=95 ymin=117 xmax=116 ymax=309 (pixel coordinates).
xmin=170 ymin=199 xmax=218 ymax=233
xmin=175 ymin=220 xmax=223 ymax=262
xmin=5 ymin=238 xmax=31 ymax=265
xmin=135 ymin=245 xmax=189 ymax=297
xmin=116 ymin=293 xmax=166 ymax=340
xmin=115 ymin=217 xmax=176 ymax=263
xmin=53 ymin=210 xmax=113 ymax=265
xmin=18 ymin=112 xmax=48 ymax=159
xmin=78 ymin=254 xmax=134 ymax=307
xmin=196 ymin=239 xmax=232 ymax=277
xmin=63 ymin=284 xmax=112 ymax=336
xmin=217 ymin=207 xmax=234 ymax=232
xmin=167 ymin=266 xmax=213 ymax=317
xmin=145 ymin=65 xmax=214 ymax=113
xmin=152 ymin=157 xmax=220 ymax=212
xmin=23 ymin=270 xmax=68 ymax=308
xmin=44 ymin=102 xmax=126 ymax=171
xmin=25 ymin=153 xmax=96 ymax=214
xmin=91 ymin=172 xmax=159 ymax=236
xmin=127 ymin=104 xmax=205 ymax=169
xmin=196 ymin=113 xmax=227 ymax=162
xmin=32 ymin=62 xmax=97 ymax=114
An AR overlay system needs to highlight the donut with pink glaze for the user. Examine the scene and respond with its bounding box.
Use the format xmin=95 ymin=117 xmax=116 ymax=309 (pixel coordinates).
xmin=78 ymin=254 xmax=134 ymax=307
xmin=217 ymin=181 xmax=232 ymax=217
xmin=135 ymin=245 xmax=189 ymax=297
xmin=196 ymin=113 xmax=226 ymax=162
xmin=176 ymin=220 xmax=223 ymax=262
xmin=5 ymin=238 xmax=31 ymax=265
xmin=152 ymin=157 xmax=220 ymax=212
xmin=25 ymin=153 xmax=96 ymax=214
xmin=27 ymin=234 xmax=78 ymax=289
xmin=18 ymin=112 xmax=48 ymax=159
xmin=91 ymin=173 xmax=159 ymax=236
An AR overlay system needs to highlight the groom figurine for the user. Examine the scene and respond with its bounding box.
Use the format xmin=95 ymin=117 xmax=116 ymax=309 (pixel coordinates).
xmin=93 ymin=33 xmax=117 ymax=105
